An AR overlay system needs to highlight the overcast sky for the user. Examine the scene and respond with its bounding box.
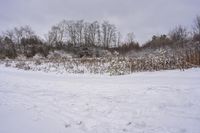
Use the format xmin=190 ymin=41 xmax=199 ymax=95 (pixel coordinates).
xmin=0 ymin=0 xmax=200 ymax=44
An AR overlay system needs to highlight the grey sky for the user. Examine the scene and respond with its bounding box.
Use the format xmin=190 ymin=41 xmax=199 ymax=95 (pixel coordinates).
xmin=0 ymin=0 xmax=200 ymax=44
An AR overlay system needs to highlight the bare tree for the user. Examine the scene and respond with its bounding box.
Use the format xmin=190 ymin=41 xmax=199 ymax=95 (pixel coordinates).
xmin=10 ymin=25 xmax=35 ymax=53
xmin=14 ymin=27 xmax=23 ymax=45
xmin=22 ymin=25 xmax=35 ymax=38
xmin=66 ymin=20 xmax=77 ymax=46
xmin=126 ymin=32 xmax=135 ymax=44
xmin=116 ymin=32 xmax=121 ymax=47
xmin=46 ymin=20 xmax=119 ymax=48
xmin=169 ymin=25 xmax=188 ymax=42
xmin=83 ymin=22 xmax=91 ymax=45
xmin=3 ymin=36 xmax=16 ymax=58
xmin=84 ymin=21 xmax=100 ymax=46
xmin=193 ymin=15 xmax=200 ymax=41
xmin=0 ymin=35 xmax=4 ymax=54
xmin=2 ymin=26 xmax=34 ymax=54
xmin=21 ymin=26 xmax=35 ymax=53
xmin=48 ymin=26 xmax=60 ymax=46
xmin=57 ymin=20 xmax=67 ymax=42
xmin=102 ymin=21 xmax=117 ymax=48
xmin=75 ymin=20 xmax=84 ymax=45
xmin=3 ymin=30 xmax=15 ymax=42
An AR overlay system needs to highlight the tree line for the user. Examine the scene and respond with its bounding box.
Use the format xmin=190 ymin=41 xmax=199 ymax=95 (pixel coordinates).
xmin=0 ymin=16 xmax=200 ymax=58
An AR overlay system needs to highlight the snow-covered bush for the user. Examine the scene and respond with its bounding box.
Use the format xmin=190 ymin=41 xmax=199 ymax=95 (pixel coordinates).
xmin=15 ymin=61 xmax=30 ymax=70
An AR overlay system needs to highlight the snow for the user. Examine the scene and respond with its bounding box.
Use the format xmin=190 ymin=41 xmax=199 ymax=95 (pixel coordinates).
xmin=0 ymin=65 xmax=200 ymax=133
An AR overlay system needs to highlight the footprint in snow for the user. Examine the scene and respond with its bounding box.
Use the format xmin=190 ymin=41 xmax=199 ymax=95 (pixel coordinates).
xmin=122 ymin=128 xmax=127 ymax=132
xmin=76 ymin=121 xmax=82 ymax=125
xmin=126 ymin=122 xmax=132 ymax=126
xmin=65 ymin=123 xmax=71 ymax=128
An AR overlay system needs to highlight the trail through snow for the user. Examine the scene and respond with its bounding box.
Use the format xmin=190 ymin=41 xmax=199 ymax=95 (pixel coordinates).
xmin=0 ymin=65 xmax=200 ymax=133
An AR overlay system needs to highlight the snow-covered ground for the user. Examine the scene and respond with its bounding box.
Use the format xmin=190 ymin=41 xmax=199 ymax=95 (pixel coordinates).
xmin=0 ymin=65 xmax=200 ymax=133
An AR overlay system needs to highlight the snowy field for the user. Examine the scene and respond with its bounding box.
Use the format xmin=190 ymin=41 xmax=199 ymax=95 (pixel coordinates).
xmin=0 ymin=65 xmax=200 ymax=133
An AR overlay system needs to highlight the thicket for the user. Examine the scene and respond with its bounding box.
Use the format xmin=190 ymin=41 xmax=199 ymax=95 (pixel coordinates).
xmin=1 ymin=16 xmax=200 ymax=73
